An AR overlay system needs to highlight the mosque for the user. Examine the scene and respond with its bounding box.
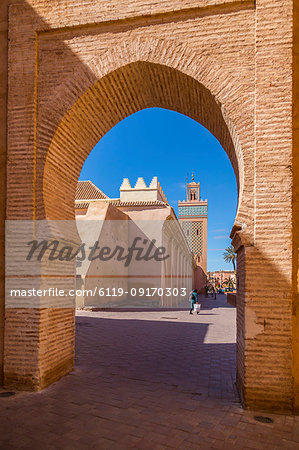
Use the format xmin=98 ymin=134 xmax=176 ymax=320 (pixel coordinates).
xmin=178 ymin=174 xmax=208 ymax=292
xmin=75 ymin=175 xmax=207 ymax=307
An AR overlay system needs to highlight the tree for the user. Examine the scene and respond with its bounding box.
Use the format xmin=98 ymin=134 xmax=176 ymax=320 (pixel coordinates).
xmin=223 ymin=276 xmax=236 ymax=290
xmin=223 ymin=245 xmax=236 ymax=271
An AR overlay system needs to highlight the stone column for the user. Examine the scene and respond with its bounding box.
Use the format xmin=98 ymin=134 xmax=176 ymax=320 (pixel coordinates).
xmin=237 ymin=0 xmax=294 ymax=412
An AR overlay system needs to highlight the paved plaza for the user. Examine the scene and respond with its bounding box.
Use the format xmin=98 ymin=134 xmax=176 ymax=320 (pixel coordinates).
xmin=0 ymin=294 xmax=299 ymax=449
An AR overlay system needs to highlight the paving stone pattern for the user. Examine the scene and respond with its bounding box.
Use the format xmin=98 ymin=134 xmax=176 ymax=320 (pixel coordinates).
xmin=0 ymin=295 xmax=299 ymax=449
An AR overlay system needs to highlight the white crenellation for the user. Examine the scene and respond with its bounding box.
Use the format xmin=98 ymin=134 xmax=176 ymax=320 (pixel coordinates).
xmin=119 ymin=178 xmax=131 ymax=190
xmin=119 ymin=176 xmax=168 ymax=204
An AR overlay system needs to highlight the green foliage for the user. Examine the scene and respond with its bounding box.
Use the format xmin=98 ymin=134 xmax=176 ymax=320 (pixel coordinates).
xmin=222 ymin=276 xmax=236 ymax=289
xmin=223 ymin=245 xmax=236 ymax=271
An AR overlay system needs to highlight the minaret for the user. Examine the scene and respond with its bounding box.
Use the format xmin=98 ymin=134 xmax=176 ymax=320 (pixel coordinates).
xmin=178 ymin=173 xmax=208 ymax=284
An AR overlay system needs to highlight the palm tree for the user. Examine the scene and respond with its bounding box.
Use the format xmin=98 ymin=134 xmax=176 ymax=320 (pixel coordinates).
xmin=223 ymin=276 xmax=236 ymax=290
xmin=223 ymin=245 xmax=236 ymax=271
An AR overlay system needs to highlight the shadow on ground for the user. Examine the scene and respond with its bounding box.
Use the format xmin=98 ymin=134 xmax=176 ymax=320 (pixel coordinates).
xmin=75 ymin=315 xmax=237 ymax=401
xmin=1 ymin=297 xmax=298 ymax=448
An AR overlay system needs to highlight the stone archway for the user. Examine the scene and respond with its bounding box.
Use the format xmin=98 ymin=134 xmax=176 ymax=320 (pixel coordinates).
xmin=3 ymin=1 xmax=297 ymax=414
xmin=6 ymin=59 xmax=250 ymax=396
xmin=42 ymin=61 xmax=246 ymax=223
xmin=42 ymin=61 xmax=251 ymax=399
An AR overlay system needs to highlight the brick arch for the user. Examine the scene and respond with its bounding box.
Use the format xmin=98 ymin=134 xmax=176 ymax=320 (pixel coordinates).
xmin=5 ymin=50 xmax=253 ymax=398
xmin=42 ymin=60 xmax=246 ymax=233
xmin=2 ymin=0 xmax=296 ymax=415
xmin=39 ymin=37 xmax=252 ymax=243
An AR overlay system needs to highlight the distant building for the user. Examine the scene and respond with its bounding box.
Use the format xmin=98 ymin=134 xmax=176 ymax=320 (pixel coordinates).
xmin=178 ymin=174 xmax=208 ymax=292
xmin=75 ymin=178 xmax=193 ymax=308
xmin=207 ymin=270 xmax=236 ymax=289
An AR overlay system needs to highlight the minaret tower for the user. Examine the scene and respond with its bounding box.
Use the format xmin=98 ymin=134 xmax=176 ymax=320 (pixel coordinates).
xmin=178 ymin=173 xmax=208 ymax=285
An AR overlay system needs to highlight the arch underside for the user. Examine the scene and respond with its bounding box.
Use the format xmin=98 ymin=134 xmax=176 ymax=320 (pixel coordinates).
xmin=41 ymin=61 xmax=242 ymax=223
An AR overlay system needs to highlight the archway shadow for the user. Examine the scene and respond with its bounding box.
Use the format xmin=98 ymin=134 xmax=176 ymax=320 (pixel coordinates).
xmin=75 ymin=314 xmax=237 ymax=403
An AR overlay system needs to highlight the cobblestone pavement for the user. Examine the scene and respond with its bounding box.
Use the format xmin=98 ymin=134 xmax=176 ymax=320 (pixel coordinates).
xmin=1 ymin=294 xmax=299 ymax=449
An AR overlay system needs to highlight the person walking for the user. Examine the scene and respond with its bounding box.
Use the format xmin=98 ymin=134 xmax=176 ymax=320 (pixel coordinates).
xmin=189 ymin=289 xmax=198 ymax=314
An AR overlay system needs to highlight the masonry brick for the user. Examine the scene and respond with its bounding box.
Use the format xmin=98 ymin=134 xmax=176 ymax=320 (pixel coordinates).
xmin=0 ymin=0 xmax=297 ymax=413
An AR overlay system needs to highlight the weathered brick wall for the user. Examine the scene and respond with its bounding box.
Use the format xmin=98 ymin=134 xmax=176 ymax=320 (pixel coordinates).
xmin=0 ymin=0 xmax=24 ymax=387
xmin=1 ymin=0 xmax=298 ymax=412
xmin=235 ymin=243 xmax=245 ymax=404
xmin=245 ymin=0 xmax=293 ymax=412
xmin=293 ymin=0 xmax=299 ymax=413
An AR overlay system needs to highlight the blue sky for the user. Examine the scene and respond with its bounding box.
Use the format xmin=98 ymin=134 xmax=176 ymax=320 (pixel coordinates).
xmin=79 ymin=107 xmax=237 ymax=271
